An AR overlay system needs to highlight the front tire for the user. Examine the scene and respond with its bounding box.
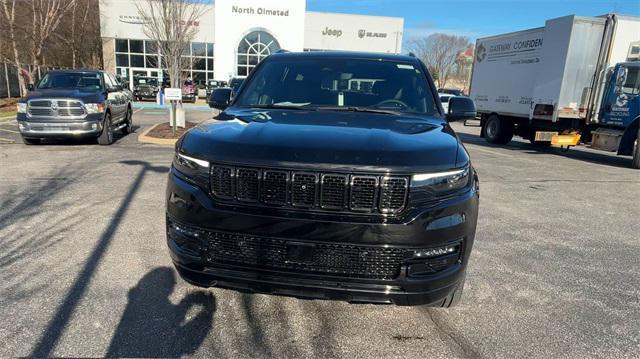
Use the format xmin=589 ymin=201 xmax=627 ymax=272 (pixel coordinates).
xmin=484 ymin=114 xmax=513 ymax=144
xmin=439 ymin=274 xmax=466 ymax=308
xmin=22 ymin=137 xmax=40 ymax=145
xmin=632 ymin=125 xmax=640 ymax=169
xmin=122 ymin=107 xmax=133 ymax=135
xmin=97 ymin=113 xmax=114 ymax=145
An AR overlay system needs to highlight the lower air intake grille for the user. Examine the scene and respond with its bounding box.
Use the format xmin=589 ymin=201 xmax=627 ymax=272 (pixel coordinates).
xmin=205 ymin=230 xmax=408 ymax=279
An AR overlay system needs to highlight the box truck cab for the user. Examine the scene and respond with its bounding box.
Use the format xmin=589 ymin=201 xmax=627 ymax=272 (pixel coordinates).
xmin=470 ymin=14 xmax=640 ymax=168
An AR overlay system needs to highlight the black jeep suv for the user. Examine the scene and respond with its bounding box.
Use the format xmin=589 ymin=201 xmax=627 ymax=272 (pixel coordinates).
xmin=166 ymin=52 xmax=479 ymax=306
xmin=17 ymin=70 xmax=133 ymax=145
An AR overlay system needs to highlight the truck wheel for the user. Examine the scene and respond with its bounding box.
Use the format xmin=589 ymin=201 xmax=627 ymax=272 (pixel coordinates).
xmin=440 ymin=274 xmax=466 ymax=308
xmin=632 ymin=126 xmax=640 ymax=169
xmin=22 ymin=137 xmax=40 ymax=145
xmin=122 ymin=107 xmax=133 ymax=135
xmin=97 ymin=113 xmax=114 ymax=145
xmin=484 ymin=114 xmax=513 ymax=144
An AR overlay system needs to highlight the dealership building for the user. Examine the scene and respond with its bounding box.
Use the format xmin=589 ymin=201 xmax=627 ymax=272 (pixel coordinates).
xmin=99 ymin=0 xmax=404 ymax=86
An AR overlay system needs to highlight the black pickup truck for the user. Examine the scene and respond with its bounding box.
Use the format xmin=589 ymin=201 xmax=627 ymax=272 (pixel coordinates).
xmin=17 ymin=70 xmax=133 ymax=145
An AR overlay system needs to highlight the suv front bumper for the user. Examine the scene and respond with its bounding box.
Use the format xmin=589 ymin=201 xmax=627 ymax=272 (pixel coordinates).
xmin=166 ymin=169 xmax=479 ymax=306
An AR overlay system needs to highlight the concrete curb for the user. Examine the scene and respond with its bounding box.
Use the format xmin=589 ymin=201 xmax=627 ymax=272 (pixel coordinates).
xmin=137 ymin=123 xmax=178 ymax=146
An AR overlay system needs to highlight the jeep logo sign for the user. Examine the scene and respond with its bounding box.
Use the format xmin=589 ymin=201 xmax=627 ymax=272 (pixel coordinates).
xmin=322 ymin=27 xmax=342 ymax=37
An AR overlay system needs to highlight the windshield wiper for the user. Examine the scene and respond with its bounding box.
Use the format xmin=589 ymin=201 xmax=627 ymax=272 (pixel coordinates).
xmin=315 ymin=106 xmax=402 ymax=115
xmin=243 ymin=104 xmax=316 ymax=111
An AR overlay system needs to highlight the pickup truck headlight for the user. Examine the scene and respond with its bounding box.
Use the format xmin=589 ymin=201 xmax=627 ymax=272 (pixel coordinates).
xmin=411 ymin=166 xmax=471 ymax=193
xmin=173 ymin=152 xmax=210 ymax=189
xmin=84 ymin=103 xmax=105 ymax=114
xmin=17 ymin=103 xmax=27 ymax=113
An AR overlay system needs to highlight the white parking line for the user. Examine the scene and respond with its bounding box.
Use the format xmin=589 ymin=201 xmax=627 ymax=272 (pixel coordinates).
xmin=0 ymin=128 xmax=19 ymax=134
xmin=465 ymin=143 xmax=512 ymax=157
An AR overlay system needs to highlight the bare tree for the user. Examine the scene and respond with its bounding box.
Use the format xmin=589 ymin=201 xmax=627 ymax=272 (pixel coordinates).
xmin=1 ymin=0 xmax=27 ymax=95
xmin=52 ymin=0 xmax=102 ymax=69
xmin=29 ymin=0 xmax=76 ymax=78
xmin=135 ymin=0 xmax=205 ymax=88
xmin=409 ymin=33 xmax=471 ymax=89
xmin=135 ymin=0 xmax=206 ymax=134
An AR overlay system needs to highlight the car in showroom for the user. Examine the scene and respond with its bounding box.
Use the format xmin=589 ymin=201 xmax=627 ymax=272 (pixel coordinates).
xmin=182 ymin=79 xmax=197 ymax=103
xmin=132 ymin=76 xmax=159 ymax=101
xmin=16 ymin=69 xmax=133 ymax=145
xmin=166 ymin=51 xmax=479 ymax=306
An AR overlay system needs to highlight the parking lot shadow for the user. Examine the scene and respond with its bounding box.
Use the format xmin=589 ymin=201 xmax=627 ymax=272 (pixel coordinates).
xmin=455 ymin=130 xmax=634 ymax=169
xmin=107 ymin=267 xmax=216 ymax=358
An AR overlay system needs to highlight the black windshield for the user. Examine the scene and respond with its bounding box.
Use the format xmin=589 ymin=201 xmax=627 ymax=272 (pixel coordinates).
xmin=37 ymin=72 xmax=103 ymax=90
xmin=234 ymin=57 xmax=438 ymax=115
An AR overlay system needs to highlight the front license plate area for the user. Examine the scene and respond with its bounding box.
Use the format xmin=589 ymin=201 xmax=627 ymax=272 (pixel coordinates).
xmin=285 ymin=242 xmax=316 ymax=264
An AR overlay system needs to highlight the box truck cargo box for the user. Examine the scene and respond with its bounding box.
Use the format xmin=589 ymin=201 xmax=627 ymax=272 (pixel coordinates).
xmin=470 ymin=14 xmax=639 ymax=123
xmin=469 ymin=14 xmax=640 ymax=169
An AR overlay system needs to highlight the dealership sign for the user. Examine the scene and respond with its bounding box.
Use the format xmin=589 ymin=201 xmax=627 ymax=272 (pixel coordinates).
xmin=358 ymin=29 xmax=387 ymax=39
xmin=322 ymin=27 xmax=342 ymax=37
xmin=231 ymin=5 xmax=290 ymax=16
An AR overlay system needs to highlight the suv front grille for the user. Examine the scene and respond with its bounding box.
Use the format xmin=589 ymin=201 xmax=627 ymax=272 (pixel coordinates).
xmin=205 ymin=230 xmax=407 ymax=279
xmin=209 ymin=164 xmax=409 ymax=215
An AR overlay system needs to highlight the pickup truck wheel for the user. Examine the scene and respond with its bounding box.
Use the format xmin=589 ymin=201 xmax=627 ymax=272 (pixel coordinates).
xmin=632 ymin=126 xmax=640 ymax=169
xmin=439 ymin=274 xmax=466 ymax=308
xmin=97 ymin=113 xmax=114 ymax=145
xmin=484 ymin=115 xmax=513 ymax=144
xmin=122 ymin=107 xmax=133 ymax=135
xmin=22 ymin=137 xmax=40 ymax=145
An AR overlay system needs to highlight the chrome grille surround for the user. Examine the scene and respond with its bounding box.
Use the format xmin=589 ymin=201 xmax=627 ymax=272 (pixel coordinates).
xmin=27 ymin=98 xmax=87 ymax=120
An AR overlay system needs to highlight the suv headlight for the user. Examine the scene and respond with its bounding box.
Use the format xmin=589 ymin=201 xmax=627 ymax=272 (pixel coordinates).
xmin=17 ymin=103 xmax=27 ymax=113
xmin=173 ymin=152 xmax=210 ymax=188
xmin=411 ymin=166 xmax=471 ymax=193
xmin=84 ymin=103 xmax=105 ymax=114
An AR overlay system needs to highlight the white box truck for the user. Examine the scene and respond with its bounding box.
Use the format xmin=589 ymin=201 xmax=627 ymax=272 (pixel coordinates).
xmin=469 ymin=14 xmax=640 ymax=168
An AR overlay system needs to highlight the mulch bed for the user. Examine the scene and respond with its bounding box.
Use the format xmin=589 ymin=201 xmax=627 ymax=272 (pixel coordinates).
xmin=0 ymin=98 xmax=18 ymax=113
xmin=146 ymin=122 xmax=197 ymax=139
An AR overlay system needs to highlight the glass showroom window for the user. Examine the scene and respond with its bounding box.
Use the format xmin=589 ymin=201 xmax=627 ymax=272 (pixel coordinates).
xmin=181 ymin=42 xmax=215 ymax=84
xmin=237 ymin=31 xmax=280 ymax=76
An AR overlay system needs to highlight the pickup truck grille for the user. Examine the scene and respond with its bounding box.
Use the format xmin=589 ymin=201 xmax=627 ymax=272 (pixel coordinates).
xmin=27 ymin=99 xmax=86 ymax=119
xmin=210 ymin=164 xmax=408 ymax=214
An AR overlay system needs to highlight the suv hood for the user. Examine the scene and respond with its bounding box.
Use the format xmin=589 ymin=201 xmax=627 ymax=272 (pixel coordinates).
xmin=21 ymin=88 xmax=104 ymax=104
xmin=180 ymin=108 xmax=462 ymax=172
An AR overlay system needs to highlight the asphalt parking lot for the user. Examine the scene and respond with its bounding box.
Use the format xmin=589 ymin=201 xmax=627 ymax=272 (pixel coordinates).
xmin=0 ymin=109 xmax=639 ymax=358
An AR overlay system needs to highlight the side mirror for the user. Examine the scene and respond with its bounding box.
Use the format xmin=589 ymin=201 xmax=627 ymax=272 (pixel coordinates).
xmin=445 ymin=96 xmax=476 ymax=122
xmin=615 ymin=67 xmax=627 ymax=95
xmin=209 ymin=88 xmax=233 ymax=110
xmin=27 ymin=83 xmax=34 ymax=91
xmin=106 ymin=85 xmax=118 ymax=93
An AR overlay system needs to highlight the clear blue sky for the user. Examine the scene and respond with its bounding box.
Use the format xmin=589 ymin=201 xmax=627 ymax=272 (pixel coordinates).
xmin=307 ymin=0 xmax=640 ymax=44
